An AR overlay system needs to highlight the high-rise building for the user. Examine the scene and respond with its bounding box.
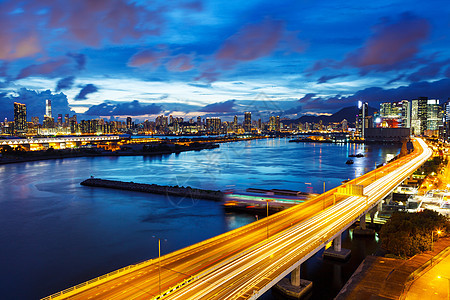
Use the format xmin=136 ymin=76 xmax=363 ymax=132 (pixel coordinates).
xmin=57 ymin=114 xmax=63 ymax=126
xmin=31 ymin=117 xmax=39 ymax=126
xmin=243 ymin=112 xmax=251 ymax=132
xmin=357 ymin=101 xmax=368 ymax=137
xmin=14 ymin=102 xmax=27 ymax=133
xmin=126 ymin=117 xmax=132 ymax=129
xmin=65 ymin=114 xmax=69 ymax=127
xmin=45 ymin=99 xmax=52 ymax=118
xmin=233 ymin=115 xmax=238 ymax=132
xmin=411 ymin=97 xmax=428 ymax=135
xmin=426 ymin=99 xmax=442 ymax=131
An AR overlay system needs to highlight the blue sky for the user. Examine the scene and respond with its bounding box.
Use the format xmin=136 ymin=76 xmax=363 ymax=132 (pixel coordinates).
xmin=0 ymin=0 xmax=449 ymax=122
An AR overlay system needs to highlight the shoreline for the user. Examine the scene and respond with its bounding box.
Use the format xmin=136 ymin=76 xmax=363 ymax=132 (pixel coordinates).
xmin=0 ymin=143 xmax=219 ymax=165
xmin=80 ymin=178 xmax=225 ymax=201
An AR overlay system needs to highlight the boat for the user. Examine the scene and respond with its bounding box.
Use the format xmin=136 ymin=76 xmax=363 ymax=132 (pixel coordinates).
xmin=355 ymin=153 xmax=364 ymax=157
xmin=346 ymin=159 xmax=354 ymax=164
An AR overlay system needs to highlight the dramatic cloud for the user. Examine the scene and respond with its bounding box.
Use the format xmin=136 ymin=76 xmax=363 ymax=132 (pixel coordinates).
xmin=84 ymin=100 xmax=162 ymax=116
xmin=166 ymin=54 xmax=194 ymax=72
xmin=55 ymin=76 xmax=76 ymax=92
xmin=197 ymin=17 xmax=305 ymax=82
xmin=310 ymin=12 xmax=431 ymax=74
xmin=128 ymin=49 xmax=166 ymax=69
xmin=67 ymin=53 xmax=86 ymax=70
xmin=0 ymin=88 xmax=73 ymax=121
xmin=75 ymin=84 xmax=99 ymax=100
xmin=216 ymin=18 xmax=285 ymax=62
xmin=406 ymin=60 xmax=450 ymax=82
xmin=16 ymin=58 xmax=71 ymax=79
xmin=317 ymin=74 xmax=348 ymax=84
xmin=200 ymin=100 xmax=236 ymax=113
xmin=301 ymin=78 xmax=450 ymax=113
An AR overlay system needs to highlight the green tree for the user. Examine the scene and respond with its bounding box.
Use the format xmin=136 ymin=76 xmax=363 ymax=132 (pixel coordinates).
xmin=380 ymin=210 xmax=449 ymax=258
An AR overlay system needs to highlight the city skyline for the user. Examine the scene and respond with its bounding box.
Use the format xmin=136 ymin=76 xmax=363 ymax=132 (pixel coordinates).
xmin=0 ymin=0 xmax=449 ymax=122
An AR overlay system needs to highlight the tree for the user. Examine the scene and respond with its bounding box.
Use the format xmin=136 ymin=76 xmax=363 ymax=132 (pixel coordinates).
xmin=379 ymin=210 xmax=449 ymax=258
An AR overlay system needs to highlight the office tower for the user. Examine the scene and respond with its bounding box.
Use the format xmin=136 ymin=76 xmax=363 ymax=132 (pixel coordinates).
xmin=411 ymin=97 xmax=428 ymax=135
xmin=400 ymin=100 xmax=411 ymax=128
xmin=380 ymin=102 xmax=392 ymax=117
xmin=244 ymin=112 xmax=251 ymax=132
xmin=65 ymin=114 xmax=69 ymax=126
xmin=233 ymin=115 xmax=238 ymax=132
xmin=197 ymin=116 xmax=202 ymax=131
xmin=275 ymin=116 xmax=280 ymax=132
xmin=342 ymin=119 xmax=348 ymax=131
xmin=357 ymin=101 xmax=368 ymax=137
xmin=45 ymin=99 xmax=52 ymax=118
xmin=31 ymin=117 xmax=39 ymax=126
xmin=57 ymin=114 xmax=63 ymax=126
xmin=14 ymin=102 xmax=27 ymax=133
xmin=126 ymin=117 xmax=132 ymax=129
xmin=426 ymin=99 xmax=442 ymax=131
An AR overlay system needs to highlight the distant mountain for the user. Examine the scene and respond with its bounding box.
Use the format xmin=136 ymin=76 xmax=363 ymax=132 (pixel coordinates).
xmin=285 ymin=106 xmax=377 ymax=125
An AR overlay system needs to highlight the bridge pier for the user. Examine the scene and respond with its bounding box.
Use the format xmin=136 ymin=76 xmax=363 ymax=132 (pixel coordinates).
xmin=353 ymin=213 xmax=375 ymax=236
xmin=323 ymin=234 xmax=351 ymax=260
xmin=274 ymin=265 xmax=312 ymax=299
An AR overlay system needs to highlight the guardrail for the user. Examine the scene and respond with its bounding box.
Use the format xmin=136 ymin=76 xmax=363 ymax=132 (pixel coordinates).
xmin=41 ymin=259 xmax=155 ymax=300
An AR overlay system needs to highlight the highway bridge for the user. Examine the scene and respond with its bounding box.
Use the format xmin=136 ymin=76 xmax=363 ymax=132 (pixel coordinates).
xmin=43 ymin=138 xmax=432 ymax=300
xmin=0 ymin=135 xmax=120 ymax=146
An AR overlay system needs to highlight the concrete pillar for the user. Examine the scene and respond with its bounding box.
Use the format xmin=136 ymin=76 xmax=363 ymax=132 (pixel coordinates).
xmin=377 ymin=201 xmax=382 ymax=212
xmin=290 ymin=265 xmax=301 ymax=287
xmin=360 ymin=214 xmax=366 ymax=230
xmin=333 ymin=234 xmax=342 ymax=252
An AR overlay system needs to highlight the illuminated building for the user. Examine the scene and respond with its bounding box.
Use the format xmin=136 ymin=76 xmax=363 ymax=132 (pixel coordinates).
xmin=356 ymin=101 xmax=368 ymax=137
xmin=244 ymin=112 xmax=251 ymax=132
xmin=45 ymin=99 xmax=52 ymax=118
xmin=126 ymin=117 xmax=132 ymax=129
xmin=411 ymin=97 xmax=428 ymax=135
xmin=426 ymin=99 xmax=442 ymax=131
xmin=14 ymin=102 xmax=27 ymax=133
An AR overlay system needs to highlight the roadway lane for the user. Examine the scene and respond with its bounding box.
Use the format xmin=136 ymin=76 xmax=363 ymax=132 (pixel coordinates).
xmin=46 ymin=138 xmax=430 ymax=300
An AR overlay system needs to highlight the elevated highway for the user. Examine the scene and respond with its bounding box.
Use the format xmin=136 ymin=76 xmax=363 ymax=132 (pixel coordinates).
xmin=43 ymin=138 xmax=432 ymax=300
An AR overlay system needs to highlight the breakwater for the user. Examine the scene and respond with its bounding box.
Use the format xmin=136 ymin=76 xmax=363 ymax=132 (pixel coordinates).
xmin=80 ymin=178 xmax=224 ymax=201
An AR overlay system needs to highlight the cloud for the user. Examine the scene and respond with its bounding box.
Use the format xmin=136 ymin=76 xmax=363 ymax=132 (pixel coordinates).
xmin=15 ymin=53 xmax=87 ymax=80
xmin=127 ymin=49 xmax=166 ymax=68
xmin=284 ymin=105 xmax=303 ymax=115
xmin=309 ymin=12 xmax=431 ymax=74
xmin=75 ymin=84 xmax=99 ymax=100
xmin=197 ymin=17 xmax=306 ymax=82
xmin=166 ymin=54 xmax=194 ymax=72
xmin=299 ymin=93 xmax=317 ymax=102
xmin=67 ymin=53 xmax=86 ymax=70
xmin=0 ymin=88 xmax=73 ymax=121
xmin=16 ymin=58 xmax=71 ymax=79
xmin=300 ymin=78 xmax=450 ymax=113
xmin=406 ymin=60 xmax=450 ymax=82
xmin=216 ymin=18 xmax=285 ymax=62
xmin=55 ymin=76 xmax=75 ymax=92
xmin=317 ymin=74 xmax=348 ymax=84
xmin=200 ymin=100 xmax=236 ymax=113
xmin=84 ymin=100 xmax=162 ymax=116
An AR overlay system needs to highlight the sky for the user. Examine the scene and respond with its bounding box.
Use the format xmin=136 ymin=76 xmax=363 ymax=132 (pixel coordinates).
xmin=0 ymin=0 xmax=449 ymax=122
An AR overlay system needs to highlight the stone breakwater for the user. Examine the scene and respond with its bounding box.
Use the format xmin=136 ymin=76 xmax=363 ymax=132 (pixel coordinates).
xmin=80 ymin=178 xmax=224 ymax=201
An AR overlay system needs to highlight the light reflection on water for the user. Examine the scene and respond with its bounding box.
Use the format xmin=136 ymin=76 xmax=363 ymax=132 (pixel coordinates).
xmin=0 ymin=138 xmax=399 ymax=299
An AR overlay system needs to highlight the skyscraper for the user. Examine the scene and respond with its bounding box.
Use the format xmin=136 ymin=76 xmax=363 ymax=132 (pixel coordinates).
xmin=411 ymin=97 xmax=428 ymax=135
xmin=357 ymin=101 xmax=368 ymax=137
xmin=244 ymin=112 xmax=251 ymax=132
xmin=45 ymin=99 xmax=52 ymax=118
xmin=14 ymin=102 xmax=27 ymax=133
xmin=426 ymin=99 xmax=442 ymax=131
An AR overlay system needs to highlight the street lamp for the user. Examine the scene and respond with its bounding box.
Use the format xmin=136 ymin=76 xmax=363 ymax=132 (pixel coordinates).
xmin=431 ymin=229 xmax=442 ymax=266
xmin=265 ymin=199 xmax=273 ymax=239
xmin=152 ymin=236 xmax=167 ymax=295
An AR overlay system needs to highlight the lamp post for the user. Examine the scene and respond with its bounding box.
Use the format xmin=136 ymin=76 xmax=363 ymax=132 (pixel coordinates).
xmin=431 ymin=229 xmax=442 ymax=265
xmin=152 ymin=236 xmax=167 ymax=295
xmin=266 ymin=199 xmax=273 ymax=239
